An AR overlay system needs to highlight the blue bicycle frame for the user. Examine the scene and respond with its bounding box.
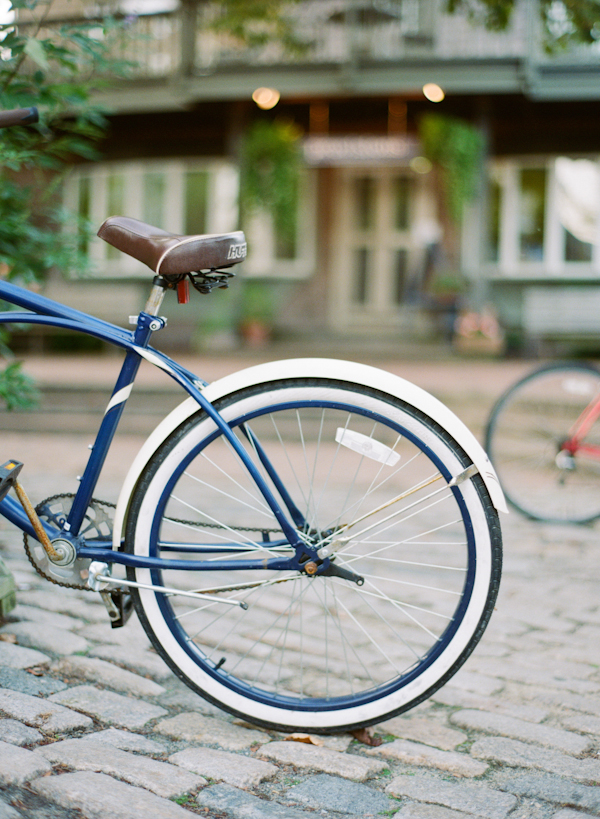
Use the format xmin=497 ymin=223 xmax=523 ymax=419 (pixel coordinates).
xmin=0 ymin=278 xmax=310 ymax=575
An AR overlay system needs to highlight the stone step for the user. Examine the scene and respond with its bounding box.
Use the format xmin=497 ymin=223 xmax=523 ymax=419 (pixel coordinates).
xmin=0 ymin=385 xmax=182 ymax=435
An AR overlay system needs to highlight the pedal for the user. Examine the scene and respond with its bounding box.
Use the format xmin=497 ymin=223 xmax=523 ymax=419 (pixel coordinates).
xmin=100 ymin=588 xmax=134 ymax=629
xmin=0 ymin=460 xmax=24 ymax=503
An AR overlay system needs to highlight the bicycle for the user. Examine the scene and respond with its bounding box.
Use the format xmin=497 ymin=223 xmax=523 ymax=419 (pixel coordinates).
xmin=485 ymin=360 xmax=600 ymax=524
xmin=0 ymin=107 xmax=504 ymax=734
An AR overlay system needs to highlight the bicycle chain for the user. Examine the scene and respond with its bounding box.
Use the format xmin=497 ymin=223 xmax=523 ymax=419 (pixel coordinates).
xmin=23 ymin=494 xmax=115 ymax=591
xmin=24 ymin=494 xmax=284 ymax=591
xmin=165 ymin=516 xmax=283 ymax=535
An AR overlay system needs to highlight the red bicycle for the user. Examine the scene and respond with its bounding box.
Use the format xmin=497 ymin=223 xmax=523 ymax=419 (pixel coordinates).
xmin=485 ymin=361 xmax=600 ymax=523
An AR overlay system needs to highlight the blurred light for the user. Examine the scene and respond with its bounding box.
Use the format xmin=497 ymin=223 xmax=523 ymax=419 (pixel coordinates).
xmin=252 ymin=88 xmax=280 ymax=110
xmin=423 ymin=83 xmax=445 ymax=103
xmin=410 ymin=156 xmax=433 ymax=174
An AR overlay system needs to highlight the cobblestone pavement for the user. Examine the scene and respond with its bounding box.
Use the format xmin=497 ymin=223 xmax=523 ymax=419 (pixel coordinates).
xmin=1 ymin=350 xmax=599 ymax=818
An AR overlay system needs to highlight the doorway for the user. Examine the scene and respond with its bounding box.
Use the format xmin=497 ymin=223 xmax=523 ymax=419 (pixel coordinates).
xmin=330 ymin=167 xmax=425 ymax=334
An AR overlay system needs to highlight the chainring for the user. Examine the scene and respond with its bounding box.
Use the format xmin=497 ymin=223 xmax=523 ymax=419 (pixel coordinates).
xmin=23 ymin=494 xmax=114 ymax=590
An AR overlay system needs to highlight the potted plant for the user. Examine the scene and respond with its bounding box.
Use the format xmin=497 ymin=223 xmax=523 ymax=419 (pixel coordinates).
xmin=418 ymin=113 xmax=483 ymax=339
xmin=238 ymin=279 xmax=275 ymax=347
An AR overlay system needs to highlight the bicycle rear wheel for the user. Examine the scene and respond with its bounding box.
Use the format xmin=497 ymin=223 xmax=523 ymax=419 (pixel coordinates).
xmin=485 ymin=362 xmax=600 ymax=523
xmin=125 ymin=378 xmax=502 ymax=732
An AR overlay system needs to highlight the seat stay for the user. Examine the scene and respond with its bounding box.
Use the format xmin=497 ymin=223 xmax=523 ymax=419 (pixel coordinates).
xmin=129 ymin=346 xmax=305 ymax=552
xmin=240 ymin=422 xmax=308 ymax=530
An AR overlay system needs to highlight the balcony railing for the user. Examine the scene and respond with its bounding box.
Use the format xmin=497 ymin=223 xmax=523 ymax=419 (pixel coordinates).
xmin=14 ymin=1 xmax=600 ymax=85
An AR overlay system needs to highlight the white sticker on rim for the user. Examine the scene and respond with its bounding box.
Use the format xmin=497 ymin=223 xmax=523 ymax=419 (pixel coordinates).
xmin=335 ymin=428 xmax=400 ymax=466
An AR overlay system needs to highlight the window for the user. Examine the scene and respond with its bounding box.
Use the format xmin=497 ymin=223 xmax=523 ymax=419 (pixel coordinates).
xmin=555 ymin=157 xmax=597 ymax=263
xmin=64 ymin=159 xmax=238 ymax=278
xmin=242 ymin=169 xmax=317 ymax=279
xmin=518 ymin=168 xmax=546 ymax=262
xmin=484 ymin=156 xmax=600 ymax=277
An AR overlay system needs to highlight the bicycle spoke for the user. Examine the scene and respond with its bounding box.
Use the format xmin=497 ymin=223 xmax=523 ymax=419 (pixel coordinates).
xmin=128 ymin=380 xmax=500 ymax=730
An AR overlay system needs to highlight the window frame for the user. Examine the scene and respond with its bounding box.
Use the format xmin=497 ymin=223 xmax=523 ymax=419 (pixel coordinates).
xmin=481 ymin=155 xmax=600 ymax=281
xmin=63 ymin=158 xmax=239 ymax=279
xmin=242 ymin=168 xmax=318 ymax=280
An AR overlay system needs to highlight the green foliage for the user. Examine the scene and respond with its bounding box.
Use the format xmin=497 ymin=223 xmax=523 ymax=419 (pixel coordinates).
xmin=0 ymin=0 xmax=130 ymax=408
xmin=239 ymin=119 xmax=302 ymax=247
xmin=171 ymin=793 xmax=194 ymax=806
xmin=445 ymin=0 xmax=600 ymax=51
xmin=1 ymin=0 xmax=132 ymax=283
xmin=419 ymin=112 xmax=483 ymax=225
xmin=208 ymin=0 xmax=306 ymax=54
xmin=445 ymin=0 xmax=514 ymax=30
xmin=0 ymin=360 xmax=38 ymax=410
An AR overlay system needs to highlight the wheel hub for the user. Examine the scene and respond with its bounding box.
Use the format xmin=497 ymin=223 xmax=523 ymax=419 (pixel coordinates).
xmin=298 ymin=531 xmax=364 ymax=585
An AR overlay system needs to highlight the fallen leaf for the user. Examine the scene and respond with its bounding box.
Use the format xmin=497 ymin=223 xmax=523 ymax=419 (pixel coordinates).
xmin=284 ymin=733 xmax=324 ymax=746
xmin=0 ymin=633 xmax=17 ymax=643
xmin=351 ymin=728 xmax=383 ymax=746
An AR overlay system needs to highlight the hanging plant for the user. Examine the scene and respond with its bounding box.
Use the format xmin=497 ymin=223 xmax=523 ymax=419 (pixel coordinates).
xmin=418 ymin=112 xmax=484 ymax=226
xmin=239 ymin=119 xmax=303 ymax=247
xmin=417 ymin=112 xmax=484 ymax=302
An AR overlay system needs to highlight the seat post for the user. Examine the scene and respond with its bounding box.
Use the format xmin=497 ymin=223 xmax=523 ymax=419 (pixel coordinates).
xmin=144 ymin=276 xmax=168 ymax=316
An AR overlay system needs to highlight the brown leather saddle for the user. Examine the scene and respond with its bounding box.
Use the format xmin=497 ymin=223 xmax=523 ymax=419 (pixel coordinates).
xmin=98 ymin=216 xmax=247 ymax=276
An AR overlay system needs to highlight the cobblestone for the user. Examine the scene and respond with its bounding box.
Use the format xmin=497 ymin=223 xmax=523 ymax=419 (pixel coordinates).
xmin=258 ymin=740 xmax=387 ymax=780
xmin=0 ymin=642 xmax=50 ymax=669
xmin=443 ymin=670 xmax=503 ymax=697
xmin=0 ymin=796 xmax=22 ymax=819
xmin=471 ymin=736 xmax=600 ymax=783
xmin=196 ymin=783 xmax=315 ymax=818
xmin=285 ymin=773 xmax=394 ymax=815
xmin=155 ymin=711 xmax=266 ymax=750
xmin=494 ymin=771 xmax=600 ymax=811
xmin=88 ymin=643 xmax=173 ymax=679
xmin=0 ymin=740 xmax=52 ymax=785
xmin=10 ymin=604 xmax=85 ymax=631
xmin=0 ymin=688 xmax=93 ymax=734
xmin=78 ymin=619 xmax=151 ymax=646
xmin=52 ymin=655 xmax=165 ymax=698
xmin=0 ymin=718 xmax=43 ymax=746
xmin=169 ymin=746 xmax=278 ymax=788
xmin=559 ymin=713 xmax=600 ymax=736
xmin=3 ymin=353 xmax=600 ymax=819
xmin=0 ymin=666 xmax=67 ymax=697
xmin=449 ymin=709 xmax=592 ymax=755
xmin=385 ymin=774 xmax=518 ymax=819
xmin=367 ymin=738 xmax=488 ymax=777
xmin=393 ymin=804 xmax=475 ymax=819
xmin=0 ymin=621 xmax=88 ymax=655
xmin=84 ymin=726 xmax=167 ymax=755
xmin=376 ymin=715 xmax=467 ymax=750
xmin=552 ymin=810 xmax=598 ymax=819
xmin=431 ymin=688 xmax=549 ymax=723
xmin=503 ymin=684 xmax=600 ymax=717
xmin=31 ymin=771 xmax=195 ymax=818
xmin=35 ymin=738 xmax=205 ymax=798
xmin=16 ymin=588 xmax=107 ymax=622
xmin=48 ymin=684 xmax=167 ymax=729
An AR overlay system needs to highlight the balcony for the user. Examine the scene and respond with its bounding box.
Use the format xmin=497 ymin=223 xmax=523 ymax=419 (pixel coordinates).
xmin=16 ymin=0 xmax=600 ymax=107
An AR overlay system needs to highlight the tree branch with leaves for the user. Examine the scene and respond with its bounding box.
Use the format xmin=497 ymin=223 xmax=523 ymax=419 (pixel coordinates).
xmin=0 ymin=0 xmax=130 ymax=408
